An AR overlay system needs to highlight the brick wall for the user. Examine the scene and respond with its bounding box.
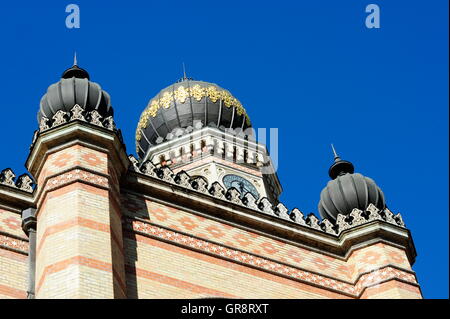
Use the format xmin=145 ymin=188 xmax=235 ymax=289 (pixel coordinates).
xmin=121 ymin=194 xmax=421 ymax=299
xmin=33 ymin=143 xmax=126 ymax=298
xmin=0 ymin=208 xmax=28 ymax=299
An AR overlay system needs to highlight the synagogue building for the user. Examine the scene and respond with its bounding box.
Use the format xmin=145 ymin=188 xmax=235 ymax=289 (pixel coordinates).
xmin=0 ymin=62 xmax=422 ymax=298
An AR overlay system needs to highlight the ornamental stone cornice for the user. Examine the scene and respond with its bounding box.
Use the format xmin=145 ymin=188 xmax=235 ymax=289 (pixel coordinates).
xmin=122 ymin=164 xmax=417 ymax=265
xmin=26 ymin=119 xmax=129 ymax=180
xmin=0 ymin=169 xmax=35 ymax=210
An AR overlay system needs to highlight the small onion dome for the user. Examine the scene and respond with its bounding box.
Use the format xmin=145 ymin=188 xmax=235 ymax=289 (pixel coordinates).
xmin=37 ymin=62 xmax=113 ymax=124
xmin=318 ymin=146 xmax=386 ymax=220
xmin=136 ymin=77 xmax=252 ymax=160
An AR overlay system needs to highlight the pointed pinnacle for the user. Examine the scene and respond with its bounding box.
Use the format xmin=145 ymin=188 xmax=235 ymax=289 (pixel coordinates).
xmin=331 ymin=144 xmax=340 ymax=160
xmin=182 ymin=62 xmax=187 ymax=79
xmin=73 ymin=52 xmax=78 ymax=66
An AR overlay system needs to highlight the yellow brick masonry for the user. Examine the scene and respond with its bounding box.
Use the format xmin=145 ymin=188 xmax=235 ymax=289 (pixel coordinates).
xmin=0 ymin=208 xmax=28 ymax=299
xmin=122 ymin=195 xmax=421 ymax=299
xmin=34 ymin=144 xmax=126 ymax=298
xmin=121 ymin=196 xmax=412 ymax=282
xmin=0 ymin=209 xmax=26 ymax=238
xmin=0 ymin=114 xmax=420 ymax=299
xmin=124 ymin=235 xmax=351 ymax=299
xmin=0 ymin=249 xmax=27 ymax=298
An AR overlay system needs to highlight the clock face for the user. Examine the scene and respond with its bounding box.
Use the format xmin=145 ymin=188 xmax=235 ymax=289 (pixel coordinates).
xmin=223 ymin=174 xmax=260 ymax=200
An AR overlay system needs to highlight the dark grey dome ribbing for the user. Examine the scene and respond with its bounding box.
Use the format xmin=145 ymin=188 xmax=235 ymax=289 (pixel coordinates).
xmin=318 ymin=150 xmax=386 ymax=220
xmin=37 ymin=64 xmax=113 ymax=124
xmin=136 ymin=78 xmax=252 ymax=160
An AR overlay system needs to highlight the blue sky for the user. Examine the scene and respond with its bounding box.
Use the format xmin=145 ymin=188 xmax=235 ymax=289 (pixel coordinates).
xmin=0 ymin=1 xmax=447 ymax=298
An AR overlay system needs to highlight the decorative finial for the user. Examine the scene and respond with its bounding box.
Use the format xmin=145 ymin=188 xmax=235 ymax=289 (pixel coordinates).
xmin=177 ymin=63 xmax=193 ymax=82
xmin=182 ymin=62 xmax=187 ymax=80
xmin=62 ymin=53 xmax=90 ymax=80
xmin=327 ymin=144 xmax=355 ymax=180
xmin=331 ymin=144 xmax=340 ymax=161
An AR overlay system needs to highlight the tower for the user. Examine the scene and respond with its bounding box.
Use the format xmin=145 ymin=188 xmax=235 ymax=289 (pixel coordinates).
xmin=135 ymin=77 xmax=282 ymax=203
xmin=27 ymin=62 xmax=128 ymax=298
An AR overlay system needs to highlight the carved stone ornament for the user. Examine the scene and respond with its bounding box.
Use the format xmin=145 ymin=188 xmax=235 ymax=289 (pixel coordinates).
xmin=158 ymin=166 xmax=174 ymax=182
xmin=104 ymin=116 xmax=116 ymax=130
xmin=242 ymin=193 xmax=258 ymax=209
xmin=39 ymin=117 xmax=50 ymax=131
xmin=142 ymin=161 xmax=157 ymax=177
xmin=321 ymin=219 xmax=336 ymax=235
xmin=209 ymin=182 xmax=225 ymax=199
xmin=89 ymin=110 xmax=103 ymax=126
xmin=275 ymin=203 xmax=290 ymax=221
xmin=191 ymin=176 xmax=209 ymax=194
xmin=349 ymin=208 xmax=366 ymax=226
xmin=16 ymin=175 xmax=34 ymax=192
xmin=366 ymin=203 xmax=380 ymax=216
xmin=291 ymin=208 xmax=307 ymax=225
xmin=128 ymin=155 xmax=140 ymax=172
xmin=52 ymin=110 xmax=67 ymax=127
xmin=174 ymin=171 xmax=192 ymax=188
xmin=0 ymin=168 xmax=16 ymax=187
xmin=306 ymin=214 xmax=321 ymax=230
xmin=258 ymin=198 xmax=274 ymax=215
xmin=383 ymin=207 xmax=397 ymax=224
xmin=395 ymin=213 xmax=405 ymax=227
xmin=336 ymin=214 xmax=351 ymax=234
xmin=70 ymin=104 xmax=86 ymax=121
xmin=226 ymin=188 xmax=242 ymax=205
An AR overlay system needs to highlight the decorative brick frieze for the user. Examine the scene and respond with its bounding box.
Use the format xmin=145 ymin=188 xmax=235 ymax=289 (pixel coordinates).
xmin=0 ymin=233 xmax=28 ymax=254
xmin=34 ymin=167 xmax=110 ymax=210
xmin=354 ymin=266 xmax=418 ymax=294
xmin=127 ymin=218 xmax=418 ymax=298
xmin=43 ymin=168 xmax=109 ymax=191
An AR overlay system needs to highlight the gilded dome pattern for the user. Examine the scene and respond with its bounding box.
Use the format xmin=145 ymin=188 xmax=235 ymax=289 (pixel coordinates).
xmin=136 ymin=79 xmax=252 ymax=160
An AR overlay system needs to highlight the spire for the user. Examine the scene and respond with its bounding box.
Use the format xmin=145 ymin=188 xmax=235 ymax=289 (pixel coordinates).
xmin=327 ymin=144 xmax=354 ymax=179
xmin=73 ymin=52 xmax=78 ymax=66
xmin=331 ymin=144 xmax=340 ymax=160
xmin=182 ymin=62 xmax=187 ymax=80
xmin=177 ymin=62 xmax=193 ymax=82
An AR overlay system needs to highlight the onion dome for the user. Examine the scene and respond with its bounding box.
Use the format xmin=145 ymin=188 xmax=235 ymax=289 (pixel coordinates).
xmin=37 ymin=57 xmax=113 ymax=124
xmin=136 ymin=76 xmax=252 ymax=160
xmin=318 ymin=146 xmax=386 ymax=220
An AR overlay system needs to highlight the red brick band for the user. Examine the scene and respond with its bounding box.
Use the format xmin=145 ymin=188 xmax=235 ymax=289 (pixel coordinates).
xmin=36 ymin=255 xmax=126 ymax=295
xmin=36 ymin=216 xmax=113 ymax=256
xmin=0 ymin=283 xmax=27 ymax=299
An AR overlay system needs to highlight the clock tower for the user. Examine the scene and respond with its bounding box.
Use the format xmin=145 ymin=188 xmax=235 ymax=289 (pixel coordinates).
xmin=136 ymin=77 xmax=282 ymax=203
